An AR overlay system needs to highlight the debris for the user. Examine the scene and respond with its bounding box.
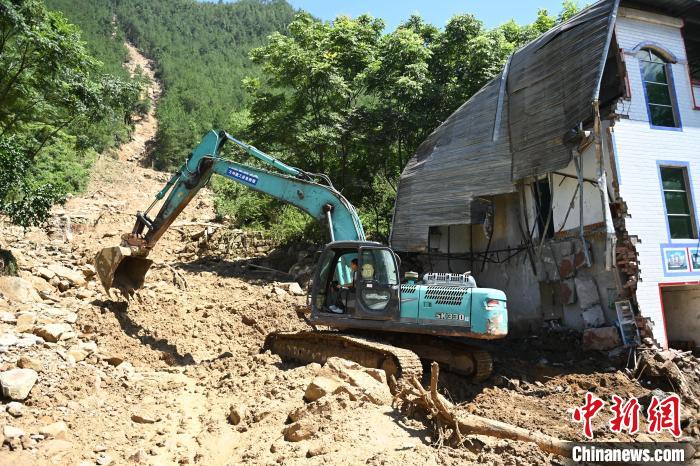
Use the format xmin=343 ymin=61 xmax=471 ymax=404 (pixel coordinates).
xmin=228 ymin=405 xmax=247 ymax=425
xmin=39 ymin=421 xmax=68 ymax=439
xmin=582 ymin=326 xmax=621 ymax=351
xmin=6 ymin=401 xmax=23 ymax=417
xmin=131 ymin=413 xmax=159 ymax=424
xmin=3 ymin=425 xmax=25 ymax=439
xmin=396 ymin=363 xmax=572 ymax=457
xmin=0 ymin=368 xmax=38 ymax=400
xmin=15 ymin=312 xmax=36 ymax=333
xmin=283 ymin=419 xmax=317 ymax=442
xmin=281 ymin=282 xmax=305 ymax=296
xmin=304 ymin=376 xmax=341 ymax=402
xmin=0 ymin=276 xmax=41 ymax=303
xmin=47 ymin=264 xmax=87 ymax=287
xmin=33 ymin=323 xmax=73 ymax=343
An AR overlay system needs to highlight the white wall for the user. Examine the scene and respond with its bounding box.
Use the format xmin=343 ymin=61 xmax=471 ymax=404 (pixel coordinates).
xmin=613 ymin=10 xmax=700 ymax=348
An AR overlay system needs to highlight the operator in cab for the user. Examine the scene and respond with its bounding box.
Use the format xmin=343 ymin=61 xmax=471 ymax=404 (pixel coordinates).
xmin=328 ymin=258 xmax=358 ymax=313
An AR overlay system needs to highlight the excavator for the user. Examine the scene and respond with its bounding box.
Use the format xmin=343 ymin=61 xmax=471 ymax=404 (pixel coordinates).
xmin=95 ymin=130 xmax=507 ymax=384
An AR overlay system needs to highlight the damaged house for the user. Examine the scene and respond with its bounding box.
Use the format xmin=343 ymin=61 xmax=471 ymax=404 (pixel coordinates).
xmin=390 ymin=0 xmax=700 ymax=351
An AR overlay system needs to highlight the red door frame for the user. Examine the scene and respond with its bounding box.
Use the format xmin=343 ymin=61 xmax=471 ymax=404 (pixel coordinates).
xmin=658 ymin=280 xmax=700 ymax=350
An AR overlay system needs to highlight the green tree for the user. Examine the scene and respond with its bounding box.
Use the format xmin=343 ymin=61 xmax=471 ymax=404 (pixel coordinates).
xmin=0 ymin=0 xmax=141 ymax=226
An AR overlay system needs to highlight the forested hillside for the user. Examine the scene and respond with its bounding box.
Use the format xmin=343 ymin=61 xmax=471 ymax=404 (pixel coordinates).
xmin=16 ymin=0 xmax=579 ymax=243
xmin=0 ymin=0 xmax=143 ymax=227
xmin=49 ymin=0 xmax=296 ymax=169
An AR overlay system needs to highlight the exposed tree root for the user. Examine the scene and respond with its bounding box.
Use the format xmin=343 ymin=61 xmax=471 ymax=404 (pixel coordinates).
xmin=394 ymin=362 xmax=572 ymax=457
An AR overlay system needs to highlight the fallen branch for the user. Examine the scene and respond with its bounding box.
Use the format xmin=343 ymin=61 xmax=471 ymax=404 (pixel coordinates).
xmin=399 ymin=362 xmax=572 ymax=458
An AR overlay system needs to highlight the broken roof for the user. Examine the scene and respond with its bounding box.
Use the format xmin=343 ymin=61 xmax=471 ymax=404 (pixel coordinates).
xmin=391 ymin=0 xmax=622 ymax=252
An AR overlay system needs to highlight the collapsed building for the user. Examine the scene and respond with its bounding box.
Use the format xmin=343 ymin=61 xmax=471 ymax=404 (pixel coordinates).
xmin=390 ymin=0 xmax=700 ymax=351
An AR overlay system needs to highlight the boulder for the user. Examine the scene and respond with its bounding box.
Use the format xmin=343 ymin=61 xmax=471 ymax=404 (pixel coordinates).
xmin=6 ymin=401 xmax=23 ymax=417
xmin=39 ymin=421 xmax=68 ymax=439
xmin=319 ymin=358 xmax=391 ymax=405
xmin=0 ymin=368 xmax=38 ymax=400
xmin=283 ymin=419 xmax=317 ymax=442
xmin=17 ymin=356 xmax=43 ymax=372
xmin=582 ymin=327 xmax=621 ymax=351
xmin=0 ymin=333 xmax=18 ymax=347
xmin=33 ymin=323 xmax=72 ymax=343
xmin=3 ymin=425 xmax=25 ymax=439
xmin=304 ymin=376 xmax=342 ymax=402
xmin=35 ymin=267 xmax=56 ymax=280
xmin=0 ymin=276 xmax=41 ymax=303
xmin=15 ymin=312 xmax=36 ymax=333
xmin=46 ymin=264 xmax=86 ymax=287
xmin=228 ymin=404 xmax=247 ymax=425
xmin=281 ymin=282 xmax=305 ymax=296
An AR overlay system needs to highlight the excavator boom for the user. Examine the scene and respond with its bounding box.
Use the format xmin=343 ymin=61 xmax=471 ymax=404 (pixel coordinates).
xmin=96 ymin=130 xmax=364 ymax=295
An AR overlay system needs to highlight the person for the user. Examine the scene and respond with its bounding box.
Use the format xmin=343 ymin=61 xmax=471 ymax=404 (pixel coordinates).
xmin=328 ymin=258 xmax=358 ymax=313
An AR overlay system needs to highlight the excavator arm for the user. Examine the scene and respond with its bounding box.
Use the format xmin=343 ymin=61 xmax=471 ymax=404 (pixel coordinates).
xmin=95 ymin=130 xmax=365 ymax=294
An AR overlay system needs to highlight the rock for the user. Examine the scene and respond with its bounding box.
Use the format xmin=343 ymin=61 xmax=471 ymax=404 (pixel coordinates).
xmin=95 ymin=453 xmax=114 ymax=466
xmin=33 ymin=323 xmax=72 ymax=343
xmin=81 ymin=264 xmax=96 ymax=279
xmin=322 ymin=358 xmax=391 ymax=405
xmin=582 ymin=327 xmax=622 ymax=351
xmin=6 ymin=401 xmax=23 ymax=417
xmin=77 ymin=340 xmax=97 ymax=353
xmin=0 ymin=333 xmax=18 ymax=347
xmin=272 ymin=286 xmax=287 ymax=297
xmin=304 ymin=376 xmax=342 ymax=402
xmin=15 ymin=312 xmax=36 ymax=333
xmin=36 ymin=267 xmax=56 ymax=280
xmin=102 ymin=354 xmax=125 ymax=366
xmin=131 ymin=413 xmax=158 ymax=424
xmin=67 ymin=348 xmax=88 ymax=363
xmin=0 ymin=311 xmax=16 ymax=323
xmin=283 ymin=419 xmax=317 ymax=442
xmin=39 ymin=439 xmax=73 ymax=456
xmin=281 ymin=282 xmax=305 ymax=296
xmin=228 ymin=404 xmax=247 ymax=425
xmin=654 ymin=350 xmax=675 ymax=363
xmin=39 ymin=421 xmax=68 ymax=439
xmin=3 ymin=425 xmax=25 ymax=439
xmin=0 ymin=276 xmax=41 ymax=303
xmin=307 ymin=443 xmax=330 ymax=457
xmin=47 ymin=264 xmax=86 ymax=287
xmin=0 ymin=368 xmax=38 ymax=400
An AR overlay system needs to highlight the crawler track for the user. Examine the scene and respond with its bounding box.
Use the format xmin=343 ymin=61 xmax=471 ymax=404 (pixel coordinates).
xmin=264 ymin=331 xmax=423 ymax=389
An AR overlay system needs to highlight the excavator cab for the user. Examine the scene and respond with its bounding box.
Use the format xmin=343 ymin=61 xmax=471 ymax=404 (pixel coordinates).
xmin=310 ymin=241 xmax=401 ymax=322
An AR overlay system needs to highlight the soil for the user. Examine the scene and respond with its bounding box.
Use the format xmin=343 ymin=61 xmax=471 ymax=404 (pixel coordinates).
xmin=0 ymin=44 xmax=697 ymax=466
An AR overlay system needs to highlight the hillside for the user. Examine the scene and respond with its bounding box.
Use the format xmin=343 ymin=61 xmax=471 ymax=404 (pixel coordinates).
xmin=48 ymin=0 xmax=296 ymax=169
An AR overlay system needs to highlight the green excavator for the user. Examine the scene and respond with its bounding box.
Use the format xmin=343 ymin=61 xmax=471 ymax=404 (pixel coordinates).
xmin=95 ymin=130 xmax=507 ymax=383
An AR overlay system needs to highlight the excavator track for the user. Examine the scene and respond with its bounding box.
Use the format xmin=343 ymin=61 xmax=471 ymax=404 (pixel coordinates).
xmin=264 ymin=331 xmax=423 ymax=388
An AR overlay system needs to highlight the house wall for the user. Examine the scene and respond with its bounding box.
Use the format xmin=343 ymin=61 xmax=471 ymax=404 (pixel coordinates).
xmin=613 ymin=9 xmax=700 ymax=348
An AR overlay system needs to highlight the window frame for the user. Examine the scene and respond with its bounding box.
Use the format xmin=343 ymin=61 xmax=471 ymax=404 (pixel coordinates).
xmin=637 ymin=48 xmax=683 ymax=131
xmin=658 ymin=162 xmax=698 ymax=241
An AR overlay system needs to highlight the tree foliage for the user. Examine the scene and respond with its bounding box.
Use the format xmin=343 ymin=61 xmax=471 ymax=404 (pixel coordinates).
xmin=243 ymin=4 xmax=579 ymax=241
xmin=0 ymin=0 xmax=142 ymax=226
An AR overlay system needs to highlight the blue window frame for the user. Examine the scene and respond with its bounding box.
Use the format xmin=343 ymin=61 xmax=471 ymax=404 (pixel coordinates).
xmin=637 ymin=49 xmax=682 ymax=130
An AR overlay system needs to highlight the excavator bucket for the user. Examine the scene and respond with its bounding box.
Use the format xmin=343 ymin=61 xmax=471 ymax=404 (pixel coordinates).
xmin=95 ymin=246 xmax=153 ymax=296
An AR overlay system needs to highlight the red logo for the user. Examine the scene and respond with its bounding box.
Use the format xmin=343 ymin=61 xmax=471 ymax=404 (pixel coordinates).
xmin=609 ymin=395 xmax=641 ymax=434
xmin=573 ymin=392 xmax=683 ymax=439
xmin=572 ymin=392 xmax=605 ymax=439
xmin=647 ymin=393 xmax=681 ymax=437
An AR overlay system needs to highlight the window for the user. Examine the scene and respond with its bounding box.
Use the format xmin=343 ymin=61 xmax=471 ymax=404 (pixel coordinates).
xmin=660 ymin=166 xmax=696 ymax=239
xmin=637 ymin=49 xmax=679 ymax=128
